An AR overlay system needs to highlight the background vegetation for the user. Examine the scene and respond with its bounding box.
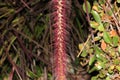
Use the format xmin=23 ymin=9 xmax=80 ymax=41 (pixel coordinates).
xmin=0 ymin=0 xmax=120 ymax=80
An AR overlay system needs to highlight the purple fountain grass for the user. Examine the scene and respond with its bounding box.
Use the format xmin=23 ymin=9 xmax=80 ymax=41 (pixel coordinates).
xmin=51 ymin=0 xmax=71 ymax=80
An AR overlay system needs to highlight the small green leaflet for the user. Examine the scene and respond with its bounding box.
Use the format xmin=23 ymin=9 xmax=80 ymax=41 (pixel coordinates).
xmin=89 ymin=55 xmax=96 ymax=66
xmin=103 ymin=31 xmax=112 ymax=44
xmin=83 ymin=1 xmax=91 ymax=13
xmin=117 ymin=0 xmax=120 ymax=3
xmin=91 ymin=10 xmax=101 ymax=23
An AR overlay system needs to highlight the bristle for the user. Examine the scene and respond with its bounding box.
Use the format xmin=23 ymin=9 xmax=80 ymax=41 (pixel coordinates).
xmin=51 ymin=0 xmax=71 ymax=80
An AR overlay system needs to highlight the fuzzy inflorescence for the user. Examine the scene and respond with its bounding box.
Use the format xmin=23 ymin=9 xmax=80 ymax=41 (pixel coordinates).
xmin=51 ymin=0 xmax=71 ymax=80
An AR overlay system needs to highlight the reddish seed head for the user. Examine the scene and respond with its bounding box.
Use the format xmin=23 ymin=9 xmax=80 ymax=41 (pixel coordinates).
xmin=51 ymin=0 xmax=71 ymax=80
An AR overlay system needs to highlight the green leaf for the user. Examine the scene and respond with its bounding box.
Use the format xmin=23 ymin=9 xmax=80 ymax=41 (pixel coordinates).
xmin=48 ymin=73 xmax=52 ymax=79
xmin=98 ymin=23 xmax=104 ymax=31
xmin=90 ymin=21 xmax=104 ymax=31
xmin=91 ymin=10 xmax=101 ymax=23
xmin=116 ymin=66 xmax=120 ymax=71
xmin=94 ymin=45 xmax=103 ymax=54
xmin=108 ymin=67 xmax=114 ymax=74
xmin=106 ymin=77 xmax=111 ymax=80
xmin=89 ymin=55 xmax=96 ymax=66
xmin=36 ymin=66 xmax=42 ymax=77
xmin=117 ymin=0 xmax=120 ymax=3
xmin=94 ymin=46 xmax=108 ymax=62
xmin=88 ymin=66 xmax=97 ymax=73
xmin=113 ymin=59 xmax=120 ymax=65
xmin=96 ymin=54 xmax=105 ymax=61
xmin=99 ymin=0 xmax=106 ymax=4
xmin=90 ymin=21 xmax=99 ymax=29
xmin=103 ymin=31 xmax=112 ymax=44
xmin=88 ymin=49 xmax=94 ymax=53
xmin=27 ymin=69 xmax=38 ymax=79
xmin=96 ymin=61 xmax=105 ymax=70
xmin=81 ymin=50 xmax=88 ymax=57
xmin=99 ymin=71 xmax=106 ymax=78
xmin=94 ymin=36 xmax=101 ymax=41
xmin=112 ymin=36 xmax=119 ymax=46
xmin=91 ymin=76 xmax=98 ymax=80
xmin=83 ymin=1 xmax=91 ymax=13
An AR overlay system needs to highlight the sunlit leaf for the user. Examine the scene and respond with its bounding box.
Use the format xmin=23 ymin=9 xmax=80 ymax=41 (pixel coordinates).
xmin=90 ymin=21 xmax=104 ymax=31
xmin=94 ymin=36 xmax=101 ymax=42
xmin=81 ymin=50 xmax=88 ymax=57
xmin=112 ymin=36 xmax=119 ymax=46
xmin=116 ymin=66 xmax=120 ymax=71
xmin=103 ymin=31 xmax=112 ymax=44
xmin=113 ymin=59 xmax=120 ymax=65
xmin=95 ymin=61 xmax=105 ymax=70
xmin=99 ymin=72 xmax=106 ymax=78
xmin=88 ymin=49 xmax=93 ymax=53
xmin=78 ymin=43 xmax=84 ymax=50
xmin=106 ymin=76 xmax=111 ymax=80
xmin=98 ymin=23 xmax=104 ymax=31
xmin=83 ymin=1 xmax=91 ymax=13
xmin=90 ymin=21 xmax=99 ymax=29
xmin=99 ymin=0 xmax=106 ymax=4
xmin=91 ymin=76 xmax=97 ymax=80
xmin=88 ymin=66 xmax=97 ymax=73
xmin=96 ymin=54 xmax=106 ymax=62
xmin=109 ymin=51 xmax=116 ymax=57
xmin=91 ymin=10 xmax=101 ymax=23
xmin=89 ymin=55 xmax=96 ymax=66
xmin=94 ymin=45 xmax=103 ymax=54
xmin=117 ymin=0 xmax=120 ymax=3
xmin=108 ymin=65 xmax=114 ymax=74
xmin=92 ymin=5 xmax=98 ymax=11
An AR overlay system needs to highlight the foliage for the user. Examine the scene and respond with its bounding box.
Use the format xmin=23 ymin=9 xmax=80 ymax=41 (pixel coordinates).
xmin=0 ymin=0 xmax=89 ymax=80
xmin=0 ymin=0 xmax=52 ymax=80
xmin=51 ymin=0 xmax=72 ymax=80
xmin=78 ymin=0 xmax=120 ymax=80
xmin=1 ymin=0 xmax=120 ymax=80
